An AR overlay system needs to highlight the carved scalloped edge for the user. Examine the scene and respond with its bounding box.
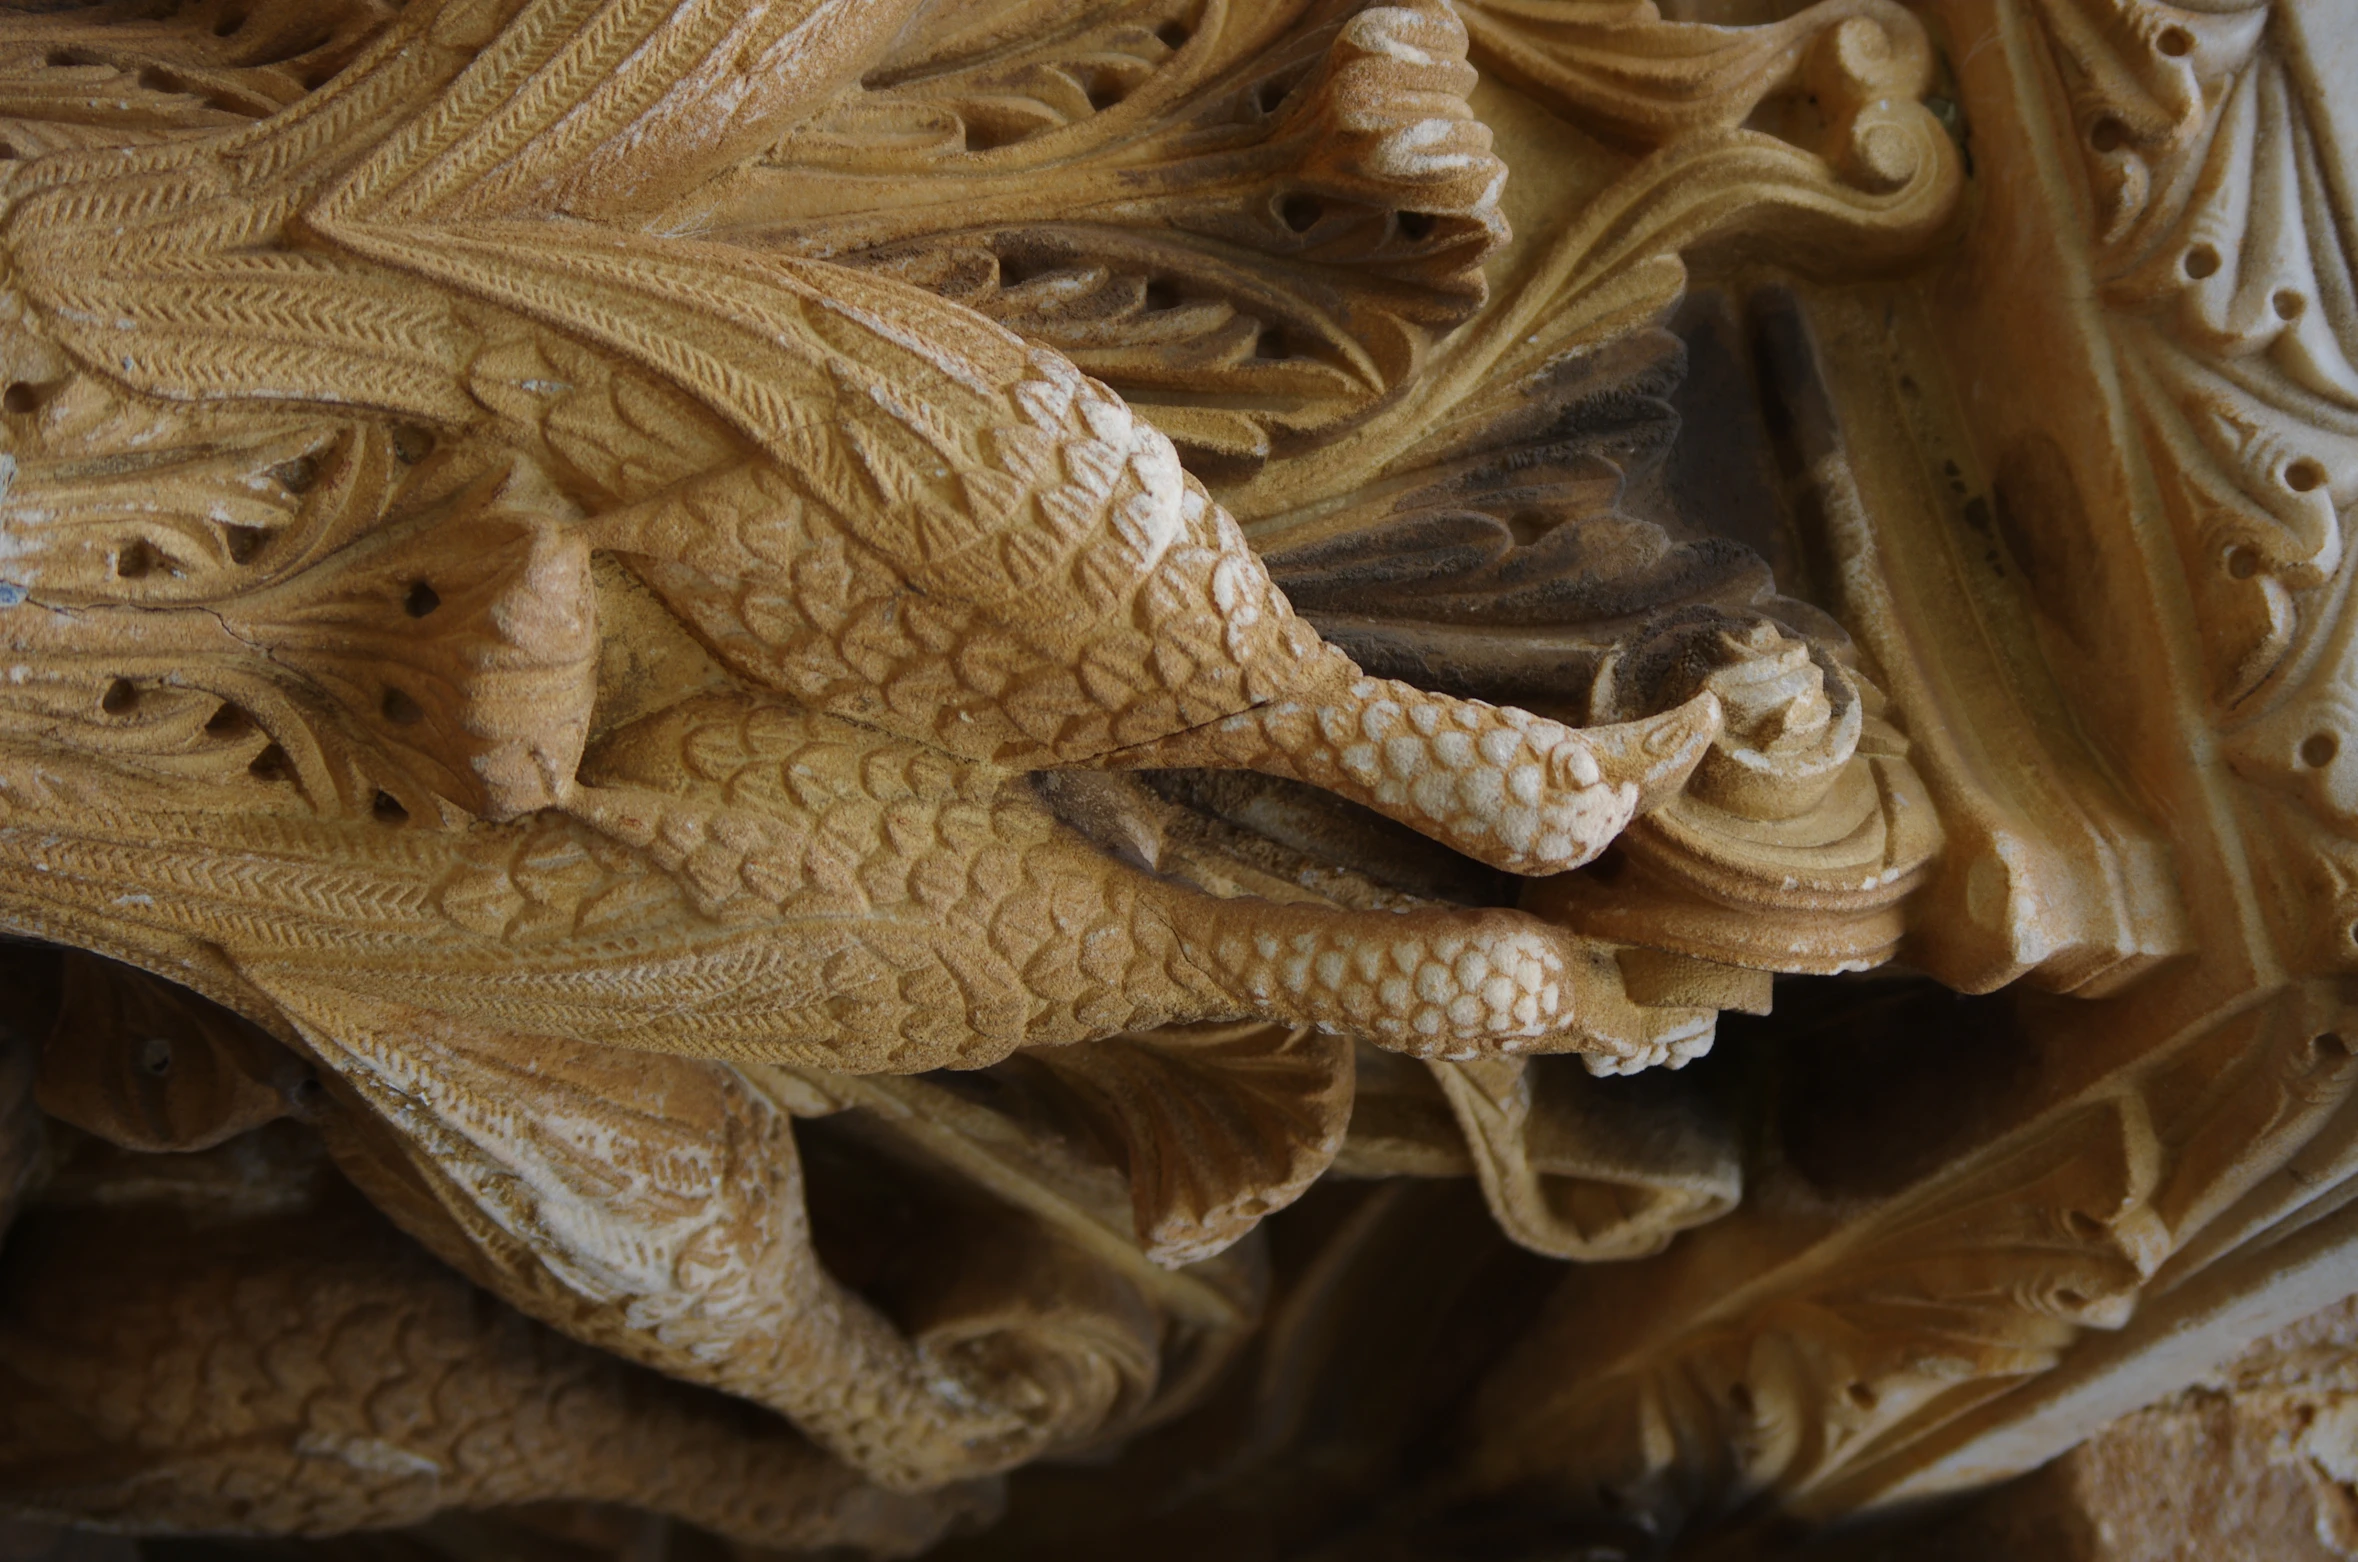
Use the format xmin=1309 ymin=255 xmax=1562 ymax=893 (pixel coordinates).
xmin=1447 ymin=982 xmax=2358 ymax=1544
xmin=2026 ymin=0 xmax=2358 ymax=976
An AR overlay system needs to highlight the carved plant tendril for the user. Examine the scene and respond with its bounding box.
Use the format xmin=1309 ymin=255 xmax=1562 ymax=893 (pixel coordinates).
xmin=0 ymin=0 xmax=2207 ymax=1552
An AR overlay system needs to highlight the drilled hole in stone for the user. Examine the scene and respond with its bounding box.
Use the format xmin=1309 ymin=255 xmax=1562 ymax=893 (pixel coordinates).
xmin=2157 ymin=25 xmax=2193 ymax=57
xmin=2056 ymin=1288 xmax=2088 ymax=1309
xmin=1085 ymin=76 xmax=1125 ymax=112
xmin=137 ymin=65 xmax=186 ymax=95
xmin=0 ymin=145 xmax=18 ymax=162
xmin=1143 ymin=278 xmax=1181 ymax=311
xmin=3 ymin=382 xmax=40 ymax=415
xmin=2287 ymin=457 xmax=2327 ymax=493
xmin=1255 ymin=326 xmax=1289 ymax=360
xmin=1254 ymin=77 xmax=1292 ymax=115
xmin=381 ymin=686 xmax=424 ymax=725
xmin=272 ymin=454 xmax=320 ymax=493
xmin=44 ymin=49 xmax=88 ymax=68
xmin=1728 ymin=1382 xmax=1755 ymax=1415
xmin=1156 ymin=20 xmax=1190 ymax=49
xmin=372 ymin=789 xmax=409 ymax=824
xmin=392 ymin=425 xmax=436 ymax=464
xmin=2183 ymin=243 xmax=2221 ymax=280
xmin=138 ymin=1035 xmax=173 ymax=1076
xmin=213 ymin=7 xmax=246 ymax=35
xmin=2067 ymin=1210 xmax=2106 ymax=1240
xmin=404 ymin=581 xmax=441 ymax=618
xmin=1396 ymin=210 xmax=1436 ymax=241
xmin=2316 ymin=1032 xmax=2353 ymax=1061
xmin=1846 ymin=1382 xmax=1878 ymax=1412
xmin=204 ymin=702 xmax=248 ymax=738
xmin=963 ymin=121 xmax=1022 ymax=153
xmin=298 ymin=61 xmax=340 ymax=90
xmin=2225 ymin=544 xmax=2261 ymax=579
xmin=115 ymin=539 xmax=159 ymax=579
xmin=2276 ymin=289 xmax=2307 ymax=321
xmin=997 ymin=255 xmax=1037 ymax=287
xmin=224 ymin=524 xmax=269 ymax=564
xmin=2090 ymin=116 xmax=2128 ymax=153
xmin=1279 ymin=193 xmax=1323 ymax=233
xmin=2302 ymin=732 xmax=2339 ymax=768
xmin=248 ymin=742 xmax=290 ymax=781
xmin=100 ymin=678 xmax=137 ymax=715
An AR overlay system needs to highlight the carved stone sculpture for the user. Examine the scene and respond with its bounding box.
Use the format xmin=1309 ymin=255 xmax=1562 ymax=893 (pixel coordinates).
xmin=0 ymin=0 xmax=2350 ymax=1557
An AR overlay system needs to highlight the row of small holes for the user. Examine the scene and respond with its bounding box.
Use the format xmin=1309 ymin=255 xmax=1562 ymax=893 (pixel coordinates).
xmin=243 ymin=739 xmax=408 ymax=827
xmin=381 ymin=578 xmax=441 ymax=728
xmin=2174 ymin=245 xmax=2310 ymax=323
xmin=99 ymin=574 xmax=443 ymax=825
xmin=377 ymin=582 xmax=441 ymax=801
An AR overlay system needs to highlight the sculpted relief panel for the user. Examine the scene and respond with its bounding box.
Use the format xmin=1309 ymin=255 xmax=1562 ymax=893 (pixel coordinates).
xmin=0 ymin=0 xmax=2348 ymax=1558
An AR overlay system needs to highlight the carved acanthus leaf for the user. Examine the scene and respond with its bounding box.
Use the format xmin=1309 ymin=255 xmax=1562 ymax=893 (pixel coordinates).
xmin=1026 ymin=1020 xmax=1355 ymax=1266
xmin=1217 ymin=0 xmax=1963 ymax=525
xmin=1449 ymin=984 xmax=2358 ymax=1544
xmin=702 ymin=0 xmax=1508 ymax=477
xmin=1427 ymin=1054 xmax=1737 ymax=1261
xmin=1460 ymin=0 xmax=1940 ymax=153
xmin=2057 ymin=2 xmax=2358 ymax=709
xmin=0 ymin=0 xmax=403 ymax=147
xmin=2027 ymin=0 xmax=2358 ymax=979
xmin=0 ymin=424 xmax=599 ymax=822
xmin=1248 ymin=318 xmax=1940 ymax=978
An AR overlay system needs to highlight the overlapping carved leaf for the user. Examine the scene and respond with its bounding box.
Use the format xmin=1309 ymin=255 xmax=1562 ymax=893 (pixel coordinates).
xmin=703 ymin=0 xmax=1508 ymax=476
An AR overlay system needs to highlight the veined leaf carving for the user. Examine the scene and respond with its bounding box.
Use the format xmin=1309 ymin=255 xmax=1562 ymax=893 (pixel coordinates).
xmin=698 ymin=0 xmax=1509 ymax=477
xmin=1249 ymin=317 xmax=1939 ymax=977
xmin=1460 ymin=0 xmax=1943 ymax=153
xmin=0 ymin=0 xmax=1980 ymax=1529
xmin=1427 ymin=1053 xmax=1737 ymax=1261
xmin=1256 ymin=327 xmax=1806 ymax=712
xmin=0 ymin=424 xmax=598 ymax=821
xmin=1218 ymin=0 xmax=1963 ymax=525
xmin=2028 ymin=0 xmax=2358 ymax=975
xmin=0 ymin=0 xmax=402 ymax=149
xmin=2047 ymin=0 xmax=2358 ymax=706
xmin=1026 ymin=1019 xmax=1355 ymax=1266
xmin=1449 ymin=984 xmax=2358 ymax=1545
